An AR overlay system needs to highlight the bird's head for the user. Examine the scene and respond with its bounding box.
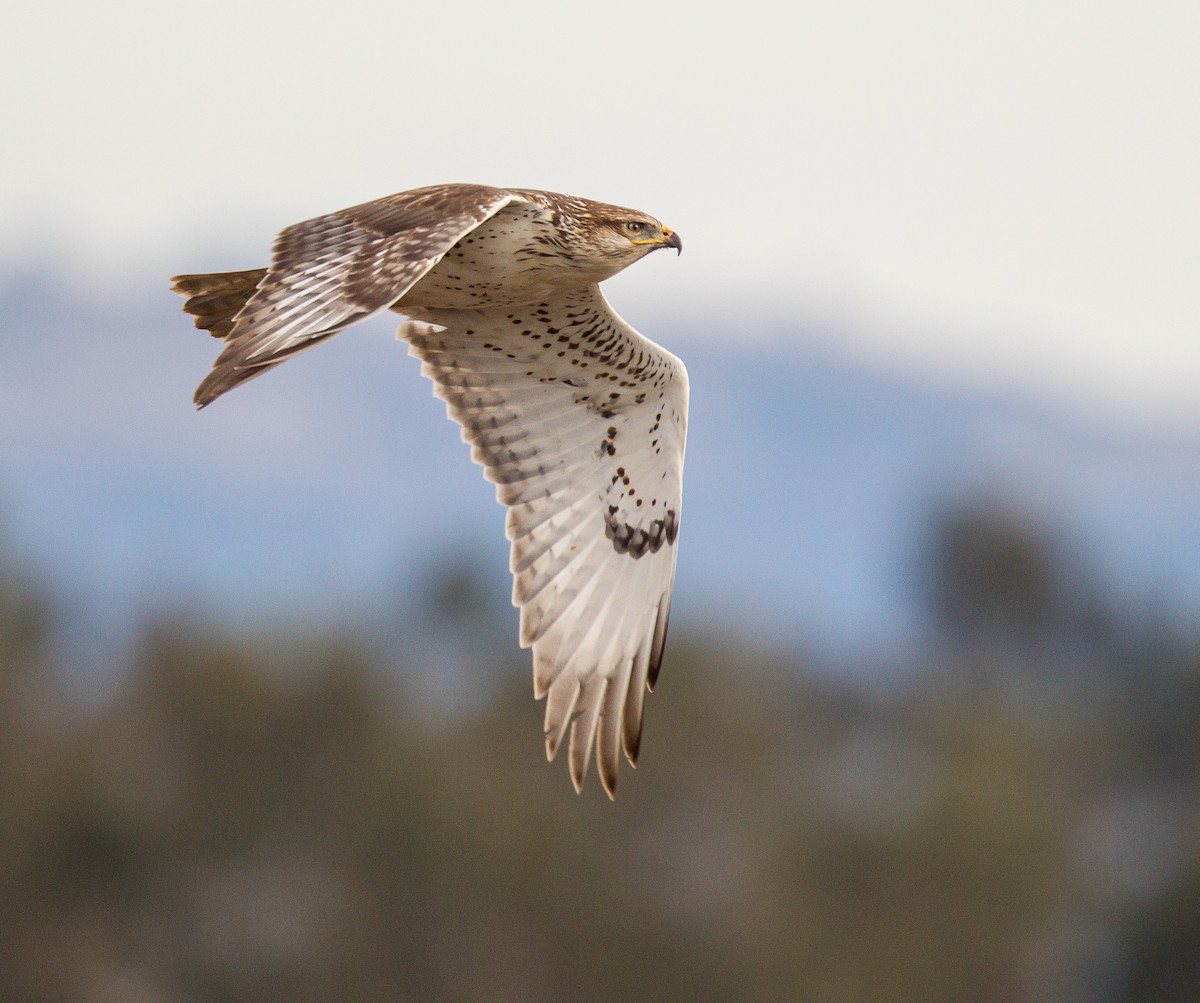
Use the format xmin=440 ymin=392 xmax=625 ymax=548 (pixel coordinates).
xmin=556 ymin=197 xmax=682 ymax=280
xmin=516 ymin=191 xmax=682 ymax=284
xmin=596 ymin=208 xmax=682 ymax=262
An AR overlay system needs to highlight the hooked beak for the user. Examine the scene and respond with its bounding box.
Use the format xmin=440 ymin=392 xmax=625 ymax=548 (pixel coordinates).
xmin=633 ymin=226 xmax=683 ymax=255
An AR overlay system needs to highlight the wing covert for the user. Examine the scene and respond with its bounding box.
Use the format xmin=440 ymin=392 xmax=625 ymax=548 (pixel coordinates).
xmin=191 ymin=185 xmax=524 ymax=406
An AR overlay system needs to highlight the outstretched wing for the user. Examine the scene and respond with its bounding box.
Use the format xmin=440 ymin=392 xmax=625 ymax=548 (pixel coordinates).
xmin=183 ymin=184 xmax=525 ymax=406
xmin=401 ymin=286 xmax=688 ymax=798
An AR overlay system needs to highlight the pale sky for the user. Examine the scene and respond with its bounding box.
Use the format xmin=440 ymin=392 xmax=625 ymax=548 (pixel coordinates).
xmin=3 ymin=0 xmax=1198 ymax=428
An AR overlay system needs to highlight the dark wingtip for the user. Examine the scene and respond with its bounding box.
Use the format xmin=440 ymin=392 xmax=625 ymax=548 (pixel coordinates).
xmin=625 ymin=729 xmax=642 ymax=767
xmin=193 ymin=370 xmax=232 ymax=409
xmin=599 ymin=747 xmax=619 ymax=799
xmin=647 ymin=596 xmax=672 ymax=691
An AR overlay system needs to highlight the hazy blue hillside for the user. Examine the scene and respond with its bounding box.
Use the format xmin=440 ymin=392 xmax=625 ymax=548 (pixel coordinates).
xmin=2 ymin=267 xmax=1198 ymax=665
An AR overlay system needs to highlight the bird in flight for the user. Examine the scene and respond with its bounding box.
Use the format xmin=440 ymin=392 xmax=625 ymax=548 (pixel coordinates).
xmin=171 ymin=183 xmax=688 ymax=798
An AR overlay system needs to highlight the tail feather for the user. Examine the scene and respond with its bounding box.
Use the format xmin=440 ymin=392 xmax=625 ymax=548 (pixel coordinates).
xmin=171 ymin=269 xmax=267 ymax=341
xmin=172 ymin=268 xmax=283 ymax=406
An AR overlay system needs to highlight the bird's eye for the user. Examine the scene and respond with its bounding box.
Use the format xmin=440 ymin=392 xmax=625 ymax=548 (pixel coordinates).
xmin=623 ymin=221 xmax=646 ymax=235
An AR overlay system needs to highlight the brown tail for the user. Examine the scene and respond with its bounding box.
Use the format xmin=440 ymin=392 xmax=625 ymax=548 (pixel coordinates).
xmin=170 ymin=268 xmax=267 ymax=341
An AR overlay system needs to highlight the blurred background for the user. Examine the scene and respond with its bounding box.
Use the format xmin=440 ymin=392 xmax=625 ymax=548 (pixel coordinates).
xmin=2 ymin=2 xmax=1199 ymax=999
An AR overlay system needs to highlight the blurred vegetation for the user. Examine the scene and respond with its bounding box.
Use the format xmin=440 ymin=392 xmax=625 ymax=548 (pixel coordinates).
xmin=0 ymin=503 xmax=1197 ymax=1002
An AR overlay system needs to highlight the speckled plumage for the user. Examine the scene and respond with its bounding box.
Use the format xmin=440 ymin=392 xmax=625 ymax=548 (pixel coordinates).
xmin=171 ymin=183 xmax=687 ymax=798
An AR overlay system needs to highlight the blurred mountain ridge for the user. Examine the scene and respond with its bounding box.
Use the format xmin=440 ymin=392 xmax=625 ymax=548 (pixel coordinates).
xmin=1 ymin=264 xmax=1198 ymax=666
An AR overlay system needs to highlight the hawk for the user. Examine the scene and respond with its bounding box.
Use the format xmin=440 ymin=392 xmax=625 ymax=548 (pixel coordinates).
xmin=171 ymin=184 xmax=688 ymax=798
